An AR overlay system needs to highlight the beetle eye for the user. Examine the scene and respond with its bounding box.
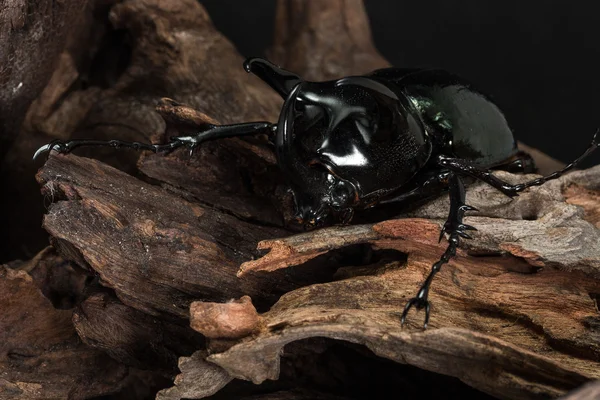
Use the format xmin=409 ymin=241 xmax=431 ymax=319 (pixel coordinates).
xmin=329 ymin=179 xmax=355 ymax=210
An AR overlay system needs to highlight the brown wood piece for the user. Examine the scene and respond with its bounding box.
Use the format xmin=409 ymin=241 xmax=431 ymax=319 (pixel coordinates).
xmin=269 ymin=0 xmax=390 ymax=80
xmin=0 ymin=264 xmax=129 ymax=399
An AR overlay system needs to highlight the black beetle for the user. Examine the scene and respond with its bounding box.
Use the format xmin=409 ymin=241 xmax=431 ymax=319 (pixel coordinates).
xmin=34 ymin=57 xmax=599 ymax=328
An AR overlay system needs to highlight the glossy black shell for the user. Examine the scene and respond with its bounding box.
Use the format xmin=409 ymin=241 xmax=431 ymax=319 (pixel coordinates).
xmin=274 ymin=67 xmax=517 ymax=224
xmin=370 ymin=68 xmax=517 ymax=167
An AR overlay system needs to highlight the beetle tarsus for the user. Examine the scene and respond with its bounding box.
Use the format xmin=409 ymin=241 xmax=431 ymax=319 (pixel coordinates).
xmin=438 ymin=221 xmax=477 ymax=242
xmin=33 ymin=144 xmax=53 ymax=160
xmin=401 ymin=296 xmax=431 ymax=329
xmin=33 ymin=138 xmax=182 ymax=161
xmin=33 ymin=139 xmax=70 ymax=160
xmin=403 ymin=173 xmax=470 ymax=329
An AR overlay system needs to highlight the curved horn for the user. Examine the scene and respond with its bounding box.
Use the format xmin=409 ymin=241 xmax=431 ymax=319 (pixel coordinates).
xmin=244 ymin=57 xmax=303 ymax=98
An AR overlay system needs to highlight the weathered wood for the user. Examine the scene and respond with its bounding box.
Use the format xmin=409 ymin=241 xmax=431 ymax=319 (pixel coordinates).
xmin=269 ymin=0 xmax=390 ymax=80
xmin=0 ymin=0 xmax=91 ymax=263
xmin=163 ymin=327 xmax=496 ymax=400
xmin=16 ymin=246 xmax=90 ymax=309
xmin=1 ymin=247 xmax=178 ymax=399
xmin=73 ymin=291 xmax=205 ymax=374
xmin=140 ymin=99 xmax=285 ymax=226
xmin=0 ymin=264 xmax=128 ymax=399
xmin=190 ymin=296 xmax=261 ymax=340
xmin=0 ymin=0 xmax=88 ymax=160
xmin=1 ymin=0 xmax=287 ymax=263
xmin=559 ymin=381 xmax=600 ymax=400
xmin=129 ymin=0 xmax=289 ymax=226
xmin=215 ymin=167 xmax=600 ymax=400
xmin=155 ymin=351 xmax=232 ymax=400
xmin=37 ymin=153 xmax=341 ymax=320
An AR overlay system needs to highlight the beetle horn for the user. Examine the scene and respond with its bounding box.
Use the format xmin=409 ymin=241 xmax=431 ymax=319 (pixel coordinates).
xmin=244 ymin=57 xmax=303 ymax=98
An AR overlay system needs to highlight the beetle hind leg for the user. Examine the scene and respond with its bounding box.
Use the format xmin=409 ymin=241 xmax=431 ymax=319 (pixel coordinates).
xmin=401 ymin=173 xmax=475 ymax=329
xmin=439 ymin=129 xmax=599 ymax=198
xmin=497 ymin=151 xmax=537 ymax=174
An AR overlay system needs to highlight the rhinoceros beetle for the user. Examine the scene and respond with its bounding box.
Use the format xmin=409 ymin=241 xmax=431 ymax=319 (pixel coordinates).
xmin=34 ymin=57 xmax=599 ymax=328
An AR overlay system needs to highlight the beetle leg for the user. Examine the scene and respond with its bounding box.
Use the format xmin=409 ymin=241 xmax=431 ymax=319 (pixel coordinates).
xmin=33 ymin=138 xmax=181 ymax=160
xmin=33 ymin=122 xmax=276 ymax=160
xmin=497 ymin=151 xmax=537 ymax=174
xmin=401 ymin=173 xmax=475 ymax=329
xmin=438 ymin=129 xmax=599 ymax=198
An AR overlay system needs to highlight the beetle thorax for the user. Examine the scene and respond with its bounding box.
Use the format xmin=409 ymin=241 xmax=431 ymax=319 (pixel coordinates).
xmin=275 ymin=78 xmax=432 ymax=226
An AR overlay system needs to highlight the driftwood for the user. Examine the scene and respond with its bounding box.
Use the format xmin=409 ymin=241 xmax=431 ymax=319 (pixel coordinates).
xmin=559 ymin=381 xmax=600 ymax=400
xmin=1 ymin=0 xmax=599 ymax=399
xmin=0 ymin=0 xmax=88 ymax=159
xmin=268 ymin=0 xmax=390 ymax=80
xmin=34 ymin=151 xmax=600 ymax=399
xmin=0 ymin=251 xmax=130 ymax=399
xmin=0 ymin=0 xmax=90 ymax=262
xmin=210 ymin=167 xmax=600 ymax=397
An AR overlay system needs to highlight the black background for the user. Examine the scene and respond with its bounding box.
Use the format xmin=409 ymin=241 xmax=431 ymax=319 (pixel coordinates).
xmin=201 ymin=0 xmax=600 ymax=168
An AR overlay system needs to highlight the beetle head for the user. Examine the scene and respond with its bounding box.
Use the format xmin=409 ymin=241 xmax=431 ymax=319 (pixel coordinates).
xmin=245 ymin=58 xmax=431 ymax=228
xmin=287 ymin=164 xmax=358 ymax=229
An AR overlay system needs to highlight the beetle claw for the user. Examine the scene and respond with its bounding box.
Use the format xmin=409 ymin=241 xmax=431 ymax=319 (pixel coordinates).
xmin=438 ymin=227 xmax=447 ymax=243
xmin=401 ymin=296 xmax=431 ymax=329
xmin=458 ymin=231 xmax=472 ymax=239
xmin=188 ymin=143 xmax=198 ymax=157
xmin=459 ymin=204 xmax=478 ymax=212
xmin=33 ymin=144 xmax=52 ymax=160
xmin=33 ymin=140 xmax=68 ymax=161
xmin=440 ymin=222 xmax=477 ymax=243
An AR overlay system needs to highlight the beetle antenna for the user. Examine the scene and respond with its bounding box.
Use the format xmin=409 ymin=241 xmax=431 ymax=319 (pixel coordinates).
xmin=244 ymin=57 xmax=303 ymax=98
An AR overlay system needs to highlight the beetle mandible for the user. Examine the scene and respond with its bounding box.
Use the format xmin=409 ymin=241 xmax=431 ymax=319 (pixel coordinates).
xmin=34 ymin=57 xmax=599 ymax=328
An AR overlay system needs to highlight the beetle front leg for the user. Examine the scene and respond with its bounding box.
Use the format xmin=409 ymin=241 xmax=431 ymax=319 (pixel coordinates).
xmin=33 ymin=122 xmax=276 ymax=160
xmin=401 ymin=173 xmax=476 ymax=329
